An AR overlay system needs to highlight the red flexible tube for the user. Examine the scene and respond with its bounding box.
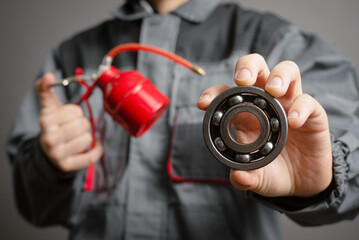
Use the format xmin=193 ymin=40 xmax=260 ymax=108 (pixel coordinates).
xmin=107 ymin=43 xmax=193 ymax=70
xmin=83 ymin=99 xmax=95 ymax=191
xmin=75 ymin=68 xmax=97 ymax=192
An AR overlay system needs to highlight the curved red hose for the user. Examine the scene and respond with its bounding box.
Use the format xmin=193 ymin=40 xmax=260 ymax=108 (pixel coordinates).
xmin=75 ymin=68 xmax=96 ymax=192
xmin=107 ymin=43 xmax=193 ymax=69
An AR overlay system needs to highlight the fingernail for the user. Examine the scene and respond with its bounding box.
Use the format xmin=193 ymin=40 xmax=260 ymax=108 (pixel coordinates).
xmin=198 ymin=94 xmax=210 ymax=103
xmin=288 ymin=111 xmax=299 ymax=119
xmin=235 ymin=68 xmax=252 ymax=81
xmin=267 ymin=77 xmax=283 ymax=89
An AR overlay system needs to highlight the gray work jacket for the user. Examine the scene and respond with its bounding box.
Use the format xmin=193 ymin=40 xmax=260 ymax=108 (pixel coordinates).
xmin=6 ymin=0 xmax=359 ymax=239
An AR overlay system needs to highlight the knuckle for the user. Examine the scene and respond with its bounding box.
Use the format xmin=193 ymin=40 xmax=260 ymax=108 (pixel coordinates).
xmin=89 ymin=151 xmax=101 ymax=164
xmin=58 ymin=162 xmax=72 ymax=172
xmin=237 ymin=53 xmax=265 ymax=67
xmin=42 ymin=134 xmax=56 ymax=148
xmin=84 ymin=132 xmax=93 ymax=144
xmin=301 ymin=93 xmax=311 ymax=98
xmin=62 ymin=125 xmax=72 ymax=138
xmin=250 ymin=53 xmax=265 ymax=62
xmin=78 ymin=133 xmax=93 ymax=150
xmin=65 ymin=104 xmax=83 ymax=117
xmin=72 ymin=104 xmax=84 ymax=116
xmin=299 ymin=93 xmax=313 ymax=102
xmin=237 ymin=55 xmax=248 ymax=65
xmin=39 ymin=116 xmax=49 ymax=130
xmin=296 ymin=94 xmax=320 ymax=109
xmin=40 ymin=108 xmax=49 ymax=116
xmin=79 ymin=117 xmax=91 ymax=131
xmin=88 ymin=154 xmax=96 ymax=164
xmin=64 ymin=119 xmax=88 ymax=137
xmin=281 ymin=60 xmax=299 ymax=72
xmin=92 ymin=147 xmax=103 ymax=163
xmin=48 ymin=148 xmax=62 ymax=163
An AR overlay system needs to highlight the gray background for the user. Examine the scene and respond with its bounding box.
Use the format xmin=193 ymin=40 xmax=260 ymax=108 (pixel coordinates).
xmin=1 ymin=0 xmax=359 ymax=239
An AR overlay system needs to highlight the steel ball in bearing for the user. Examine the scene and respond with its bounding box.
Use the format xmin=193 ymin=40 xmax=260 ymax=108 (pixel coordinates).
xmin=202 ymin=86 xmax=288 ymax=170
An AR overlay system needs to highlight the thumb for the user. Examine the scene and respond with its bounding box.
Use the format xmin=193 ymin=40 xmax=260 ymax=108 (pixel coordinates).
xmin=230 ymin=169 xmax=259 ymax=192
xmin=36 ymin=72 xmax=63 ymax=109
xmin=230 ymin=168 xmax=292 ymax=197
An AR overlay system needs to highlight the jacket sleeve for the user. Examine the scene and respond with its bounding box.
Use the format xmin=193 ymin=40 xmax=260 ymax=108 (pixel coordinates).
xmin=6 ymin=49 xmax=78 ymax=227
xmin=250 ymin=24 xmax=359 ymax=226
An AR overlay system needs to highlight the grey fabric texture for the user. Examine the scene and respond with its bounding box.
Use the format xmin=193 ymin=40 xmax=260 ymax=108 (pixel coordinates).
xmin=6 ymin=0 xmax=359 ymax=239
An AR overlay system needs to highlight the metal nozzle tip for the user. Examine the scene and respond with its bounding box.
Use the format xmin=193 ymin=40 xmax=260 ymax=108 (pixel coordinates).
xmin=47 ymin=75 xmax=96 ymax=88
xmin=191 ymin=65 xmax=206 ymax=76
xmin=47 ymin=82 xmax=63 ymax=88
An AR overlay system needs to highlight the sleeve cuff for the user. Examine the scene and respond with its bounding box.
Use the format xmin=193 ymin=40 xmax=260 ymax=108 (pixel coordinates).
xmin=249 ymin=137 xmax=350 ymax=214
xmin=31 ymin=136 xmax=76 ymax=183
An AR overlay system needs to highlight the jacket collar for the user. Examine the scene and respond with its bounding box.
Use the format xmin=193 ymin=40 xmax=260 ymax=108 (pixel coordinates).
xmin=113 ymin=0 xmax=221 ymax=23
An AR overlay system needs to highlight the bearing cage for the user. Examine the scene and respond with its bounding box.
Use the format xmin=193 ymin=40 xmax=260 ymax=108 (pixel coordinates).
xmin=203 ymin=86 xmax=288 ymax=170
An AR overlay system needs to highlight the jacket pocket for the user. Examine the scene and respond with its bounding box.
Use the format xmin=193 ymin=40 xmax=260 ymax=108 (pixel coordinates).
xmin=167 ymin=105 xmax=230 ymax=182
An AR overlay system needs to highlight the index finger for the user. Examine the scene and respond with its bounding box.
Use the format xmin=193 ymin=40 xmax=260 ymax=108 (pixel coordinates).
xmin=234 ymin=54 xmax=270 ymax=89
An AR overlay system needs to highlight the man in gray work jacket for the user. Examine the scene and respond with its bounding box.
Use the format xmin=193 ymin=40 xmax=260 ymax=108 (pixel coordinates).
xmin=6 ymin=0 xmax=359 ymax=239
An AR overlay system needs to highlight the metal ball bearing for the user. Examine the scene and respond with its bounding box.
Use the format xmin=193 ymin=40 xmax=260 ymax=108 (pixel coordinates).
xmin=203 ymin=86 xmax=288 ymax=170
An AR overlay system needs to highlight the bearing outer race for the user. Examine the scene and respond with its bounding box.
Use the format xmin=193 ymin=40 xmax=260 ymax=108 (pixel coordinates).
xmin=220 ymin=104 xmax=270 ymax=153
xmin=203 ymin=86 xmax=288 ymax=170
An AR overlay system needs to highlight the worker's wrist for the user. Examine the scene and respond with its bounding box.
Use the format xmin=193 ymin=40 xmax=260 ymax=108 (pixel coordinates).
xmin=249 ymin=137 xmax=349 ymax=212
xmin=33 ymin=135 xmax=76 ymax=183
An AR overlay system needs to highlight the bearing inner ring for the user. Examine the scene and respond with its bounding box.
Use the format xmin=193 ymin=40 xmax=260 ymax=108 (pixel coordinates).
xmin=220 ymin=104 xmax=270 ymax=153
xmin=203 ymin=86 xmax=288 ymax=170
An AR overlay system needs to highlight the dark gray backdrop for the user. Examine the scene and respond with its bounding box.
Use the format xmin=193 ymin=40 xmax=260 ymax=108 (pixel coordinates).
xmin=1 ymin=0 xmax=358 ymax=239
